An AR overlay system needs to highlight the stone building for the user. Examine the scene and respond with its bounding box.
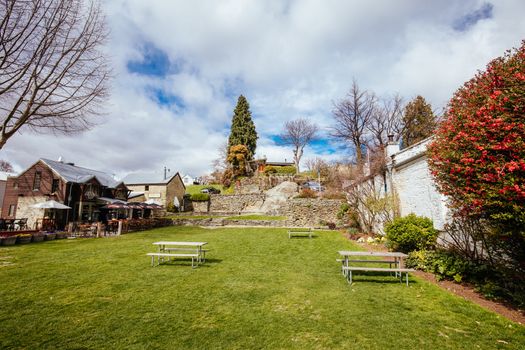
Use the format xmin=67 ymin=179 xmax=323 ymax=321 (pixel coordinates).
xmin=123 ymin=172 xmax=185 ymax=208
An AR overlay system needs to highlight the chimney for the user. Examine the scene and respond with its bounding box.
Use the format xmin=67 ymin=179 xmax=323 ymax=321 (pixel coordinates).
xmin=386 ymin=134 xmax=400 ymax=158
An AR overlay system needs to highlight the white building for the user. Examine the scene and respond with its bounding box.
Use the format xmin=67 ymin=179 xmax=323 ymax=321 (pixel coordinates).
xmin=352 ymin=137 xmax=449 ymax=233
xmin=181 ymin=174 xmax=195 ymax=186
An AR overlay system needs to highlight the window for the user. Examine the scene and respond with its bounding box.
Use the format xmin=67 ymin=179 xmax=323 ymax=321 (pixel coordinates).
xmin=145 ymin=185 xmax=149 ymax=191
xmin=8 ymin=204 xmax=15 ymax=217
xmin=13 ymin=181 xmax=18 ymax=189
xmin=51 ymin=179 xmax=59 ymax=193
xmin=33 ymin=171 xmax=41 ymax=191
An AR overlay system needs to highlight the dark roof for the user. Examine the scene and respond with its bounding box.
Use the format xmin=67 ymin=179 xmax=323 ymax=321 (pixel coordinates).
xmin=41 ymin=158 xmax=123 ymax=188
xmin=265 ymin=161 xmax=294 ymax=167
xmin=122 ymin=172 xmax=181 ymax=185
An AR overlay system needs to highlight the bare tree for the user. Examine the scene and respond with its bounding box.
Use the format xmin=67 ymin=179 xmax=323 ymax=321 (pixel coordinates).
xmin=212 ymin=141 xmax=229 ymax=172
xmin=304 ymin=157 xmax=328 ymax=174
xmin=331 ymin=80 xmax=376 ymax=168
xmin=346 ymin=177 xmax=398 ymax=234
xmin=0 ymin=0 xmax=110 ymax=149
xmin=368 ymin=94 xmax=404 ymax=148
xmin=280 ymin=118 xmax=318 ymax=174
xmin=0 ymin=159 xmax=13 ymax=172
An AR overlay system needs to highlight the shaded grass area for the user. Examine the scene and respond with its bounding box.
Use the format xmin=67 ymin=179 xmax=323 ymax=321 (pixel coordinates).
xmin=169 ymin=215 xmax=226 ymax=219
xmin=0 ymin=227 xmax=523 ymax=349
xmin=168 ymin=214 xmax=287 ymax=221
xmin=224 ymin=214 xmax=286 ymax=221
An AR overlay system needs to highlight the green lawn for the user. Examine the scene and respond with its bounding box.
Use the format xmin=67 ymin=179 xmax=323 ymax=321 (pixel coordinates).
xmin=185 ymin=184 xmax=224 ymax=195
xmin=0 ymin=227 xmax=523 ymax=349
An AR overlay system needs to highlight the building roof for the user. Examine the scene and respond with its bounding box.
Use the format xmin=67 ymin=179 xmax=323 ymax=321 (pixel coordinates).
xmin=122 ymin=172 xmax=180 ymax=185
xmin=128 ymin=192 xmax=145 ymax=199
xmin=41 ymin=158 xmax=123 ymax=188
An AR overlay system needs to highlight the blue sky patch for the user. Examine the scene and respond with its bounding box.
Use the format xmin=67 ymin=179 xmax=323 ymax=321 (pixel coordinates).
xmin=270 ymin=135 xmax=348 ymax=156
xmin=148 ymin=88 xmax=186 ymax=109
xmin=127 ymin=42 xmax=172 ymax=77
xmin=453 ymin=3 xmax=493 ymax=32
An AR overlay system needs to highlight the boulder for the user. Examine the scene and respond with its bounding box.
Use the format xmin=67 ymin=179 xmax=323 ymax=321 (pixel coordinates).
xmin=259 ymin=181 xmax=298 ymax=214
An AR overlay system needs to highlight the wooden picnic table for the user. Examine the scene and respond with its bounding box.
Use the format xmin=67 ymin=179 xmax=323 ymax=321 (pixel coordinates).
xmin=149 ymin=241 xmax=208 ymax=268
xmin=337 ymin=251 xmax=413 ymax=285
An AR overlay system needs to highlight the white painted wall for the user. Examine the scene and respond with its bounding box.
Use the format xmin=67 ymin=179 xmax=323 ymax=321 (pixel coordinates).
xmin=391 ymin=138 xmax=448 ymax=230
xmin=356 ymin=137 xmax=449 ymax=233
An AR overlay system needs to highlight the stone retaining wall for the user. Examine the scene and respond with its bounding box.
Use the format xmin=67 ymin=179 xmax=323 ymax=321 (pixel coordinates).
xmin=208 ymin=194 xmax=265 ymax=213
xmin=277 ymin=198 xmax=342 ymax=227
xmin=192 ymin=201 xmax=209 ymax=213
xmin=187 ymin=195 xmax=343 ymax=228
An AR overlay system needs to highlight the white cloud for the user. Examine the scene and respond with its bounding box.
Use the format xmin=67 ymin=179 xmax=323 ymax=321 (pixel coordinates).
xmin=2 ymin=0 xmax=525 ymax=178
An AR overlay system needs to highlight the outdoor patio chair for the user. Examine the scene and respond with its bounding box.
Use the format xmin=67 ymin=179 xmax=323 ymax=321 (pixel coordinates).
xmin=15 ymin=218 xmax=28 ymax=230
xmin=0 ymin=219 xmax=7 ymax=231
xmin=5 ymin=219 xmax=15 ymax=231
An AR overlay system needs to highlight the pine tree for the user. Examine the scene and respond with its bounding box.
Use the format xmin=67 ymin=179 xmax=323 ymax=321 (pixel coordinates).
xmin=228 ymin=95 xmax=258 ymax=159
xmin=402 ymin=95 xmax=436 ymax=147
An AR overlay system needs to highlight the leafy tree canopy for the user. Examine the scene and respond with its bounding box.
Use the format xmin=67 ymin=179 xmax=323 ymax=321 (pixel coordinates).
xmin=228 ymin=95 xmax=257 ymax=159
xmin=428 ymin=41 xmax=525 ymax=232
xmin=402 ymin=95 xmax=436 ymax=147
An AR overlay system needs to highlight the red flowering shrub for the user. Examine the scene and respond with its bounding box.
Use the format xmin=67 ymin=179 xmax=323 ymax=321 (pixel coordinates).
xmin=428 ymin=41 xmax=525 ymax=231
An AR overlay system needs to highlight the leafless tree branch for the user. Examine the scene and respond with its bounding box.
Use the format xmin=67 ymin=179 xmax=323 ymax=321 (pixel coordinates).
xmin=0 ymin=0 xmax=110 ymax=149
xmin=368 ymin=94 xmax=404 ymax=148
xmin=280 ymin=117 xmax=318 ymax=173
xmin=330 ymin=79 xmax=376 ymax=168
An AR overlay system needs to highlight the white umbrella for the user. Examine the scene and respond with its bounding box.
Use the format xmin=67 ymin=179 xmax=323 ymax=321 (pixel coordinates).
xmin=31 ymin=200 xmax=71 ymax=209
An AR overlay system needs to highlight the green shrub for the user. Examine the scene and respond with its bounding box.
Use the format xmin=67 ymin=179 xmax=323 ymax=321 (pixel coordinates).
xmin=384 ymin=214 xmax=438 ymax=253
xmin=337 ymin=203 xmax=350 ymax=219
xmin=166 ymin=202 xmax=176 ymax=212
xmin=264 ymin=165 xmax=296 ymax=175
xmin=406 ymin=249 xmax=471 ymax=282
xmin=190 ymin=193 xmax=210 ymax=202
xmin=264 ymin=166 xmax=277 ymax=175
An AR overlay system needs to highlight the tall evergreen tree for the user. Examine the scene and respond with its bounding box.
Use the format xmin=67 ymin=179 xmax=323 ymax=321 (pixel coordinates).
xmin=228 ymin=95 xmax=258 ymax=159
xmin=402 ymin=95 xmax=436 ymax=147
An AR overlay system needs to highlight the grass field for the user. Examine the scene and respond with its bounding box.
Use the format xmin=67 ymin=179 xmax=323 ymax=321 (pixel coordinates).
xmin=185 ymin=184 xmax=224 ymax=195
xmin=0 ymin=226 xmax=523 ymax=349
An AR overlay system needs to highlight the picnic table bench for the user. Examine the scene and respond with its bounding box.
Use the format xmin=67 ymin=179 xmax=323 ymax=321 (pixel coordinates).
xmin=338 ymin=251 xmax=414 ymax=286
xmin=148 ymin=241 xmax=208 ymax=268
xmin=147 ymin=252 xmax=200 ymax=268
xmin=288 ymin=228 xmax=313 ymax=239
xmin=342 ymin=266 xmax=415 ymax=286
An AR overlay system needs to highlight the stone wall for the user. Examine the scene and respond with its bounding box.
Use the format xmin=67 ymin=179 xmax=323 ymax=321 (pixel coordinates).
xmin=208 ymin=194 xmax=265 ymax=213
xmin=16 ymin=196 xmax=48 ymax=229
xmin=277 ymin=198 xmax=342 ymax=227
xmin=192 ymin=200 xmax=209 ymax=213
xmin=189 ymin=194 xmax=343 ymax=228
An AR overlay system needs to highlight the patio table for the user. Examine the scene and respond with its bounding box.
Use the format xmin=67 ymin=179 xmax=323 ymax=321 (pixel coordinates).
xmin=338 ymin=251 xmax=412 ymax=284
xmin=150 ymin=241 xmax=208 ymax=267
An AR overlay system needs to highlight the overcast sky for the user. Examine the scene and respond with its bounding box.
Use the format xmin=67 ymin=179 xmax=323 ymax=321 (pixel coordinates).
xmin=2 ymin=0 xmax=525 ymax=178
